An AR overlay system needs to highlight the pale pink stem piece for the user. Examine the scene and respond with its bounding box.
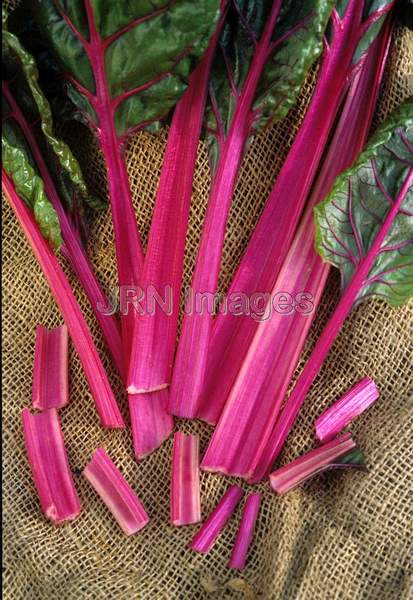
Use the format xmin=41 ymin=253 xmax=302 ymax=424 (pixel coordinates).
xmin=188 ymin=485 xmax=244 ymax=553
xmin=170 ymin=432 xmax=201 ymax=526
xmin=32 ymin=324 xmax=69 ymax=410
xmin=228 ymin=493 xmax=261 ymax=570
xmin=269 ymin=433 xmax=365 ymax=496
xmin=22 ymin=408 xmax=81 ymax=524
xmin=315 ymin=377 xmax=379 ymax=442
xmin=83 ymin=448 xmax=150 ymax=536
xmin=128 ymin=390 xmax=173 ymax=460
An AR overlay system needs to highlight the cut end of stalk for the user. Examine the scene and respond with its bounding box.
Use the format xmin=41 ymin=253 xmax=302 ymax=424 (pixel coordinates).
xmin=315 ymin=377 xmax=379 ymax=443
xmin=127 ymin=382 xmax=169 ymax=395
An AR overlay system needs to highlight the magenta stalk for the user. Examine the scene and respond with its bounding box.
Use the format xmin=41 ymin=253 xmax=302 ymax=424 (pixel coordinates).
xmin=83 ymin=448 xmax=150 ymax=535
xmin=22 ymin=408 xmax=81 ymax=524
xmin=170 ymin=432 xmax=201 ymax=526
xmin=3 ymin=172 xmax=125 ymax=428
xmin=228 ymin=493 xmax=261 ymax=570
xmin=269 ymin=433 xmax=365 ymax=495
xmin=169 ymin=0 xmax=284 ymax=419
xmin=32 ymin=324 xmax=69 ymax=410
xmin=188 ymin=485 xmax=244 ymax=553
xmin=127 ymin=16 xmax=225 ymax=394
xmin=315 ymin=377 xmax=380 ymax=443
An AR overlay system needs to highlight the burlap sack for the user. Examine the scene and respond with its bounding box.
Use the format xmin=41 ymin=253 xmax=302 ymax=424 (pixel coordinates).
xmin=2 ymin=6 xmax=413 ymax=597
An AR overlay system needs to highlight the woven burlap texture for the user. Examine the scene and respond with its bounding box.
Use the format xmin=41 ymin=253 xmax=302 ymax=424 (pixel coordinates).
xmin=3 ymin=15 xmax=413 ymax=600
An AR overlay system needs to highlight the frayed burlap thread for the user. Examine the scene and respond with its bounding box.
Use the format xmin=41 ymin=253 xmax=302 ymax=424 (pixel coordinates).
xmin=2 ymin=17 xmax=413 ymax=600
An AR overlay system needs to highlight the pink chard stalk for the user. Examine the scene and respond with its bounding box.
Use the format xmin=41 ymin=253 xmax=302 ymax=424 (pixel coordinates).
xmin=201 ymin=11 xmax=394 ymax=481
xmin=228 ymin=492 xmax=261 ymax=570
xmin=22 ymin=408 xmax=81 ymax=524
xmin=315 ymin=377 xmax=380 ymax=443
xmin=169 ymin=0 xmax=333 ymax=418
xmin=33 ymin=0 xmax=221 ymax=358
xmin=269 ymin=433 xmax=366 ymax=496
xmin=188 ymin=485 xmax=244 ymax=554
xmin=2 ymin=22 xmax=125 ymax=378
xmin=127 ymin=7 xmax=227 ymax=395
xmin=199 ymin=0 xmax=396 ymax=425
xmin=264 ymin=102 xmax=413 ymax=467
xmin=170 ymin=432 xmax=201 ymax=526
xmin=128 ymin=390 xmax=173 ymax=460
xmin=83 ymin=448 xmax=150 ymax=536
xmin=2 ymin=173 xmax=124 ymax=428
xmin=32 ymin=1 xmax=221 ymax=455
xmin=32 ymin=324 xmax=69 ymax=411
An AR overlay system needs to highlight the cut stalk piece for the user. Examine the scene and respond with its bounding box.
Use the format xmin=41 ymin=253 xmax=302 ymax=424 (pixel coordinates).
xmin=3 ymin=173 xmax=124 ymax=428
xmin=228 ymin=493 xmax=261 ymax=570
xmin=169 ymin=0 xmax=332 ymax=419
xmin=269 ymin=433 xmax=366 ymax=495
xmin=129 ymin=390 xmax=173 ymax=460
xmin=201 ymin=16 xmax=393 ymax=481
xmin=32 ymin=324 xmax=69 ymax=410
xmin=22 ymin=408 xmax=81 ymax=524
xmin=315 ymin=377 xmax=380 ymax=443
xmin=83 ymin=448 xmax=150 ymax=536
xmin=170 ymin=432 xmax=201 ymax=526
xmin=199 ymin=1 xmax=395 ymax=424
xmin=188 ymin=485 xmax=244 ymax=553
xmin=127 ymin=13 xmax=225 ymax=394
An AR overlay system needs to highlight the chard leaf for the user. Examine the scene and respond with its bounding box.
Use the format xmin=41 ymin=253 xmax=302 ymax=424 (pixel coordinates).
xmin=333 ymin=448 xmax=366 ymax=468
xmin=2 ymin=135 xmax=62 ymax=250
xmin=2 ymin=12 xmax=100 ymax=242
xmin=315 ymin=101 xmax=413 ymax=307
xmin=33 ymin=0 xmax=221 ymax=138
xmin=205 ymin=0 xmax=333 ymax=168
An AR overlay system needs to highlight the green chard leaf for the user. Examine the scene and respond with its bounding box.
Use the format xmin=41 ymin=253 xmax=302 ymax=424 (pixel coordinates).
xmin=315 ymin=101 xmax=413 ymax=307
xmin=2 ymin=135 xmax=62 ymax=249
xmin=32 ymin=0 xmax=221 ymax=139
xmin=2 ymin=12 xmax=100 ymax=245
xmin=204 ymin=0 xmax=333 ymax=168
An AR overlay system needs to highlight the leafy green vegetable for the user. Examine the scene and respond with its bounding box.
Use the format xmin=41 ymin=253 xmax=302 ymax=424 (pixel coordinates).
xmin=204 ymin=0 xmax=333 ymax=167
xmin=315 ymin=100 xmax=413 ymax=306
xmin=33 ymin=0 xmax=221 ymax=138
xmin=2 ymin=136 xmax=62 ymax=249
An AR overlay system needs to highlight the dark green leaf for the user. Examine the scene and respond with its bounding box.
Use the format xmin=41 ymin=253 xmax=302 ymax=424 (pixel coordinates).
xmin=315 ymin=101 xmax=413 ymax=307
xmin=205 ymin=0 xmax=333 ymax=168
xmin=33 ymin=0 xmax=221 ymax=137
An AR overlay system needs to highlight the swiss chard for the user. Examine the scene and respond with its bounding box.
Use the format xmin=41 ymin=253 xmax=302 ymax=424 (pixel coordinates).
xmin=199 ymin=0 xmax=395 ymax=424
xmin=127 ymin=12 xmax=226 ymax=394
xmin=2 ymin=170 xmax=124 ymax=427
xmin=169 ymin=0 xmax=333 ymax=418
xmin=2 ymin=16 xmax=125 ymax=377
xmin=201 ymin=12 xmax=394 ymax=481
xmin=33 ymin=0 xmax=221 ymax=356
xmin=263 ymin=100 xmax=413 ymax=472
